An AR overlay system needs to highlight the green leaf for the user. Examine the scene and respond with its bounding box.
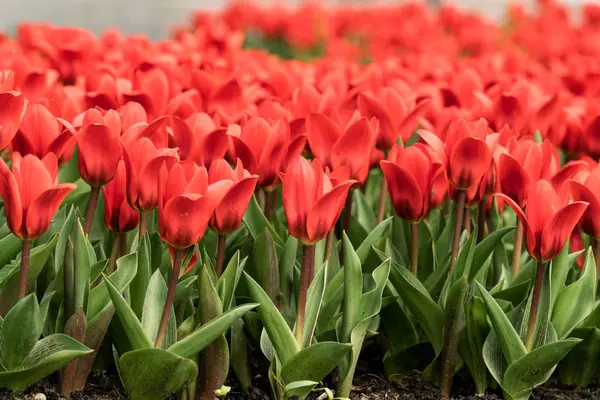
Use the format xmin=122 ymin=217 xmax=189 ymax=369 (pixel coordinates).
xmin=459 ymin=296 xmax=489 ymax=394
xmin=119 ymin=348 xmax=198 ymax=400
xmin=54 ymin=206 xmax=77 ymax=273
xmin=216 ymin=251 xmax=246 ymax=311
xmin=389 ymin=262 xmax=444 ymax=353
xmin=284 ymin=380 xmax=319 ymax=398
xmin=243 ymin=272 xmax=298 ymax=365
xmin=340 ymin=233 xmax=362 ymax=343
xmin=558 ymin=328 xmax=600 ymax=388
xmin=1 ymin=294 xmax=41 ymax=370
xmin=73 ymin=220 xmax=91 ymax=312
xmin=87 ymin=253 xmax=138 ymax=323
xmin=167 ymin=304 xmax=257 ymax=359
xmin=470 ymin=227 xmax=514 ymax=281
xmin=550 ymin=241 xmax=570 ymax=307
xmin=230 ymin=319 xmax=251 ymax=393
xmin=0 ymin=236 xmax=58 ymax=314
xmin=356 ymin=217 xmax=392 ymax=263
xmin=243 ymin=195 xmax=283 ymax=246
xmin=476 ymin=282 xmax=526 ymax=365
xmin=279 ymin=235 xmax=298 ymax=313
xmin=104 ymin=274 xmax=153 ymax=351
xmin=281 ymin=342 xmax=351 ymax=398
xmin=141 ymin=270 xmax=169 ymax=346
xmin=0 ymin=334 xmax=91 ymax=393
xmin=130 ymin=234 xmax=151 ymax=318
xmin=503 ymin=338 xmax=582 ymax=399
xmin=551 ymin=247 xmax=596 ymax=339
xmin=253 ymin=228 xmax=281 ymax=306
xmin=0 ymin=234 xmax=22 ymax=269
xmin=302 ymin=262 xmax=327 ymax=348
xmin=354 ymin=189 xmax=376 ymax=233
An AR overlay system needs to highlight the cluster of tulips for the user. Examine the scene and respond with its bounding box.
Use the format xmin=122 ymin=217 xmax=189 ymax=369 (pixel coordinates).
xmin=1 ymin=0 xmax=600 ymax=399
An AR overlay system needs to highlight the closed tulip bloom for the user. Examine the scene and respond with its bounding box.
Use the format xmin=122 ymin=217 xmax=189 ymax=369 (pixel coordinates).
xmin=381 ymin=143 xmax=445 ymax=222
xmin=77 ymin=109 xmax=122 ymax=187
xmin=569 ymin=164 xmax=600 ymax=239
xmin=419 ymin=118 xmax=492 ymax=193
xmin=497 ymin=180 xmax=588 ymax=262
xmin=209 ymin=158 xmax=259 ymax=235
xmin=230 ymin=117 xmax=293 ymax=189
xmin=158 ymin=161 xmax=233 ymax=249
xmin=122 ymin=137 xmax=179 ymax=213
xmin=282 ymin=156 xmax=356 ymax=244
xmin=0 ymin=152 xmax=76 ymax=239
xmin=498 ymin=138 xmax=559 ymax=208
xmin=306 ymin=110 xmax=376 ymax=182
xmin=0 ymin=91 xmax=27 ymax=150
xmin=357 ymin=88 xmax=430 ymax=150
xmin=102 ymin=160 xmax=140 ymax=232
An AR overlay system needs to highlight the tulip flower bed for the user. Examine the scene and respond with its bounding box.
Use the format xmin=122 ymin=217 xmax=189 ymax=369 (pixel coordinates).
xmin=4 ymin=0 xmax=600 ymax=399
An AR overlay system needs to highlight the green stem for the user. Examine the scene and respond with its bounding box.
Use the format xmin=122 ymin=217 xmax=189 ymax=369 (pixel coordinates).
xmin=83 ymin=187 xmax=100 ymax=236
xmin=450 ymin=191 xmax=466 ymax=272
xmin=295 ymin=244 xmax=315 ymax=347
xmin=264 ymin=189 xmax=277 ymax=221
xmin=410 ymin=222 xmax=419 ymax=276
xmin=324 ymin=230 xmax=334 ymax=263
xmin=18 ymin=239 xmax=32 ymax=300
xmin=106 ymin=233 xmax=123 ymax=275
xmin=155 ymin=248 xmax=184 ymax=348
xmin=477 ymin=201 xmax=486 ymax=243
xmin=525 ymin=262 xmax=546 ymax=351
xmin=139 ymin=212 xmax=147 ymax=241
xmin=376 ymin=177 xmax=388 ymax=224
xmin=512 ymin=220 xmax=524 ymax=280
xmin=464 ymin=207 xmax=471 ymax=235
xmin=215 ymin=234 xmax=227 ymax=277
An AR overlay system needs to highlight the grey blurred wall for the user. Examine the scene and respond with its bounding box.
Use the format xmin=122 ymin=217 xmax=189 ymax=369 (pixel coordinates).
xmin=0 ymin=0 xmax=593 ymax=40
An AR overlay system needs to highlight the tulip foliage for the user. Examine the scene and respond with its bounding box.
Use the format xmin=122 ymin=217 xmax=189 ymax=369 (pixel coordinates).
xmin=2 ymin=1 xmax=600 ymax=399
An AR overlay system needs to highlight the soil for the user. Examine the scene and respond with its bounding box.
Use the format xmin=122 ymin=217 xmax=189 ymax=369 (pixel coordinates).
xmin=1 ymin=355 xmax=599 ymax=400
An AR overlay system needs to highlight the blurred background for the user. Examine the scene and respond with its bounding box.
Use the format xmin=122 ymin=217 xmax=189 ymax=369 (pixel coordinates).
xmin=0 ymin=0 xmax=594 ymax=40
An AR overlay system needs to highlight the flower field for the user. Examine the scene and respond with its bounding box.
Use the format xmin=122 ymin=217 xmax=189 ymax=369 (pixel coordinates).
xmin=2 ymin=0 xmax=600 ymax=399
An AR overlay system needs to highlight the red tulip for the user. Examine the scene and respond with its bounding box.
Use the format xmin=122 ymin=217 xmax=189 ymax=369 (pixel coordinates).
xmin=158 ymin=161 xmax=233 ymax=249
xmin=282 ymin=156 xmax=356 ymax=244
xmin=77 ymin=109 xmax=122 ymax=187
xmin=569 ymin=164 xmax=600 ymax=238
xmin=209 ymin=158 xmax=259 ymax=235
xmin=498 ymin=138 xmax=559 ymax=208
xmin=122 ymin=137 xmax=179 ymax=213
xmin=102 ymin=160 xmax=140 ymax=232
xmin=419 ymin=118 xmax=493 ymax=195
xmin=11 ymin=104 xmax=76 ymax=164
xmin=0 ymin=91 xmax=27 ymax=150
xmin=358 ymin=88 xmax=430 ymax=150
xmin=306 ymin=110 xmax=376 ymax=182
xmin=381 ymin=143 xmax=445 ymax=222
xmin=0 ymin=153 xmax=76 ymax=239
xmin=169 ymin=113 xmax=228 ymax=166
xmin=230 ymin=117 xmax=293 ymax=189
xmin=496 ymin=179 xmax=588 ymax=262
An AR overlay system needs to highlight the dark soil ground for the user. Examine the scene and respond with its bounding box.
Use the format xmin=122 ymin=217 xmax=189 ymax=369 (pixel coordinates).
xmin=1 ymin=352 xmax=598 ymax=400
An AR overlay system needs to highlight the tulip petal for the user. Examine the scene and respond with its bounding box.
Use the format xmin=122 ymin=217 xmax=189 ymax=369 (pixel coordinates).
xmin=214 ymin=176 xmax=259 ymax=234
xmin=495 ymin=193 xmax=537 ymax=260
xmin=306 ymin=113 xmax=341 ymax=165
xmin=25 ymin=184 xmax=76 ymax=239
xmin=13 ymin=154 xmax=54 ymax=210
xmin=77 ymin=123 xmax=122 ymax=187
xmin=136 ymin=154 xmax=179 ymax=211
xmin=307 ymin=180 xmax=355 ymax=242
xmin=283 ymin=156 xmax=319 ymax=241
xmin=449 ymin=137 xmax=491 ymax=190
xmin=418 ymin=129 xmax=447 ymax=164
xmin=498 ymin=153 xmax=529 ymax=207
xmin=396 ymin=98 xmax=431 ymax=143
xmin=0 ymin=158 xmax=23 ymax=237
xmin=161 ymin=194 xmax=214 ymax=249
xmin=540 ymin=202 xmax=589 ymax=262
xmin=381 ymin=161 xmax=424 ymax=221
xmin=0 ymin=91 xmax=26 ymax=150
xmin=332 ymin=117 xmax=374 ymax=182
xmin=569 ymin=181 xmax=600 ymax=238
